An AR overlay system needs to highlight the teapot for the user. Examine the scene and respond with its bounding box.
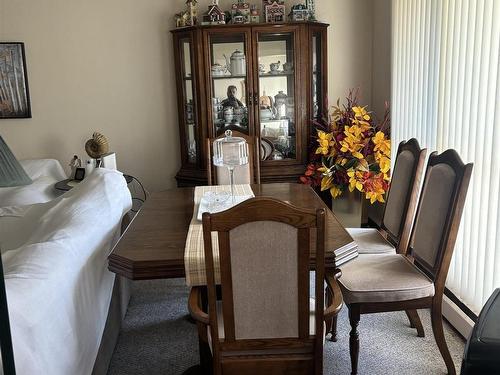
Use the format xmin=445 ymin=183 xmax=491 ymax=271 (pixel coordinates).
xmin=211 ymin=63 xmax=226 ymax=76
xmin=260 ymin=107 xmax=274 ymax=121
xmin=224 ymin=50 xmax=246 ymax=76
xmin=269 ymin=61 xmax=281 ymax=73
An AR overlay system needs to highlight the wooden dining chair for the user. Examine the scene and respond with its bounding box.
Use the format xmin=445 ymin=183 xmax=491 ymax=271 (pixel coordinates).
xmin=188 ymin=197 xmax=340 ymax=375
xmin=336 ymin=149 xmax=473 ymax=374
xmin=347 ymin=138 xmax=427 ymax=255
xmin=206 ymin=131 xmax=261 ymax=185
xmin=328 ymin=139 xmax=427 ymax=341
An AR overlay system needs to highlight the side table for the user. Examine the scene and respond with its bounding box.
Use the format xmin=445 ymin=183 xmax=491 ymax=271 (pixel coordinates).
xmin=54 ymin=174 xmax=134 ymax=193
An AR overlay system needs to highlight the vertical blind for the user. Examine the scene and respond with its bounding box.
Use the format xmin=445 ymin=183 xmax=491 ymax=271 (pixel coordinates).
xmin=392 ymin=0 xmax=500 ymax=314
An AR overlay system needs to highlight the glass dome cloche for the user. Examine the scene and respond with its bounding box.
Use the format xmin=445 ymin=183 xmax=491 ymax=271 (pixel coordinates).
xmin=213 ymin=130 xmax=249 ymax=201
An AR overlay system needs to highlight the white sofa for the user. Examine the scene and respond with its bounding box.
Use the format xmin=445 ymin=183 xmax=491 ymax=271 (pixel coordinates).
xmin=0 ymin=160 xmax=132 ymax=375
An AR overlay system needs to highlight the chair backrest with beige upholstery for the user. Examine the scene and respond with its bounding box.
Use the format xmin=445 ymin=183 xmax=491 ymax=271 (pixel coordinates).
xmin=380 ymin=138 xmax=427 ymax=253
xmin=202 ymin=197 xmax=325 ymax=375
xmin=206 ymin=131 xmax=260 ymax=185
xmin=408 ymin=149 xmax=473 ymax=289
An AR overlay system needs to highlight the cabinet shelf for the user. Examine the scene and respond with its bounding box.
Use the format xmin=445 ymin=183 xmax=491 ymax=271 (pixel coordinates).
xmin=212 ymin=74 xmax=246 ymax=80
xmin=259 ymin=72 xmax=294 ymax=78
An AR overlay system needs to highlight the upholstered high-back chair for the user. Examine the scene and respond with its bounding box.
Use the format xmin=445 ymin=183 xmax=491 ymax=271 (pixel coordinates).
xmin=328 ymin=139 xmax=427 ymax=341
xmin=189 ymin=197 xmax=336 ymax=375
xmin=338 ymin=149 xmax=473 ymax=375
xmin=206 ymin=131 xmax=260 ymax=185
xmin=347 ymin=138 xmax=427 ymax=255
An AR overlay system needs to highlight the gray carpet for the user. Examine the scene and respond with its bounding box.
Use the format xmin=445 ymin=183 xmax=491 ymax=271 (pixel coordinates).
xmin=108 ymin=278 xmax=465 ymax=375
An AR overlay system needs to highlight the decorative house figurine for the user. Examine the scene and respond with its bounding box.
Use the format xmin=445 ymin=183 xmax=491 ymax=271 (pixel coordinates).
xmin=175 ymin=11 xmax=190 ymax=27
xmin=231 ymin=0 xmax=250 ymax=23
xmin=288 ymin=4 xmax=310 ymax=22
xmin=263 ymin=0 xmax=285 ymax=23
xmin=306 ymin=0 xmax=316 ymax=20
xmin=289 ymin=4 xmax=309 ymax=22
xmin=232 ymin=12 xmax=246 ymax=24
xmin=202 ymin=0 xmax=226 ymax=25
xmin=186 ymin=0 xmax=198 ymax=26
xmin=250 ymin=5 xmax=260 ymax=23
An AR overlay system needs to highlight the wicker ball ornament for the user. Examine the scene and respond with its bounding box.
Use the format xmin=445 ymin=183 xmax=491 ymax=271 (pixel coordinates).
xmin=85 ymin=132 xmax=109 ymax=159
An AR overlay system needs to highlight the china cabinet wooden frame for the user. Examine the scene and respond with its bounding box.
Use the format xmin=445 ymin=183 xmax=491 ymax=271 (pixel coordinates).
xmin=171 ymin=22 xmax=328 ymax=186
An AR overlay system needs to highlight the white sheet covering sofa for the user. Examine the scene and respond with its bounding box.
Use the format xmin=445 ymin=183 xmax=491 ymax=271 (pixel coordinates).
xmin=0 ymin=159 xmax=67 ymax=207
xmin=0 ymin=160 xmax=132 ymax=375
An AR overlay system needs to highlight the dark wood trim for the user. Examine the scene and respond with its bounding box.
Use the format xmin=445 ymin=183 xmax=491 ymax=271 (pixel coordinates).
xmin=298 ymin=227 xmax=311 ymax=339
xmin=170 ymin=21 xmax=330 ymax=34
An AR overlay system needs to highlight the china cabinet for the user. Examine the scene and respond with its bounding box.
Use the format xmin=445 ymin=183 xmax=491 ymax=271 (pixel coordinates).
xmin=171 ymin=21 xmax=328 ymax=186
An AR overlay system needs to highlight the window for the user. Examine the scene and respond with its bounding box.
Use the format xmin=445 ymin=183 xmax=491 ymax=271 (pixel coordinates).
xmin=392 ymin=0 xmax=500 ymax=315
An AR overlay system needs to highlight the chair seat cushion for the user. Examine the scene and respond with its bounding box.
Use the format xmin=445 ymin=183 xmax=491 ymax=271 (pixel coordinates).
xmin=338 ymin=254 xmax=435 ymax=304
xmin=346 ymin=228 xmax=395 ymax=254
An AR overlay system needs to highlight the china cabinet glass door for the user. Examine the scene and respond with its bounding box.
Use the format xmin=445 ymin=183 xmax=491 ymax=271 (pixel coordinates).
xmin=311 ymin=28 xmax=326 ymax=121
xmin=255 ymin=30 xmax=297 ymax=161
xmin=180 ymin=37 xmax=197 ymax=164
xmin=206 ymin=30 xmax=252 ymax=137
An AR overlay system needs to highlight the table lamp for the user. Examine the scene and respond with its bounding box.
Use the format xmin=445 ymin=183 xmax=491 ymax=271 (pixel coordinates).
xmin=212 ymin=130 xmax=249 ymax=202
xmin=0 ymin=136 xmax=32 ymax=187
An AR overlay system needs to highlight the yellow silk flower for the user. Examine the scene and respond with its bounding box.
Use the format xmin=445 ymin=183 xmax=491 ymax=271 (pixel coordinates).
xmin=376 ymin=154 xmax=391 ymax=174
xmin=330 ymin=185 xmax=342 ymax=198
xmin=352 ymin=106 xmax=371 ymax=121
xmin=316 ymin=130 xmax=334 ymax=156
xmin=341 ymin=130 xmax=365 ymax=159
xmin=373 ymin=131 xmax=391 ymax=156
xmin=347 ymin=169 xmax=364 ymax=192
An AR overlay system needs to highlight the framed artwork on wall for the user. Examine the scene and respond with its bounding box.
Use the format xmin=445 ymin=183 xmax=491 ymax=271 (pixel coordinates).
xmin=0 ymin=42 xmax=31 ymax=119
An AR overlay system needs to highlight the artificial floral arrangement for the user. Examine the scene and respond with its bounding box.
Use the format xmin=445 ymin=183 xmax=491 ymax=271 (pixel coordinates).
xmin=300 ymin=90 xmax=391 ymax=204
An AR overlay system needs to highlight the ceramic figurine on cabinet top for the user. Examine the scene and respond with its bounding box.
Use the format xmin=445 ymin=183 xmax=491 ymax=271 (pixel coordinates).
xmin=250 ymin=5 xmax=260 ymax=23
xmin=186 ymin=0 xmax=198 ymax=26
xmin=232 ymin=12 xmax=246 ymax=24
xmin=263 ymin=0 xmax=285 ymax=23
xmin=175 ymin=11 xmax=190 ymax=27
xmin=307 ymin=0 xmax=316 ymax=20
xmin=289 ymin=4 xmax=309 ymax=22
xmin=202 ymin=0 xmax=226 ymax=25
xmin=231 ymin=0 xmax=250 ymax=23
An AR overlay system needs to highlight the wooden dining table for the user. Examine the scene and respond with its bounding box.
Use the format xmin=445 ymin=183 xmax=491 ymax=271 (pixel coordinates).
xmin=108 ymin=183 xmax=354 ymax=280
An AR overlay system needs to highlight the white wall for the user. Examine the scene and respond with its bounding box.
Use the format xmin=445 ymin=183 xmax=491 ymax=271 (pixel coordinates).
xmin=0 ymin=0 xmax=390 ymax=192
xmin=371 ymin=0 xmax=392 ymax=121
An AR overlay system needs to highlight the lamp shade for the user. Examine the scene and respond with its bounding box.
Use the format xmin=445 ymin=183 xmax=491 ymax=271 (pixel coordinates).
xmin=0 ymin=136 xmax=32 ymax=187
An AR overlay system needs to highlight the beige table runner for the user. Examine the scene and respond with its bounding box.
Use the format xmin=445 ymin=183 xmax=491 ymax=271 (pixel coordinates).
xmin=184 ymin=184 xmax=254 ymax=286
